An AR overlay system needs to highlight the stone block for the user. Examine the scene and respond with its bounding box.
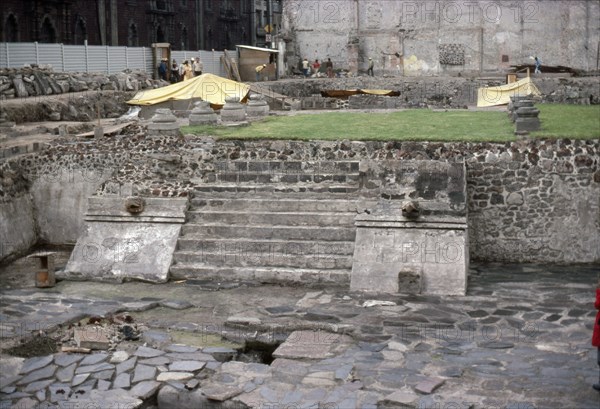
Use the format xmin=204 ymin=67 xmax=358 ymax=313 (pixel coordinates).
xmin=74 ymin=327 xmax=110 ymax=350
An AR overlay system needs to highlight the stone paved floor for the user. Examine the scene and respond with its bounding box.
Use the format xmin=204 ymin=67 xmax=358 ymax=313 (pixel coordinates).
xmin=0 ymin=260 xmax=599 ymax=409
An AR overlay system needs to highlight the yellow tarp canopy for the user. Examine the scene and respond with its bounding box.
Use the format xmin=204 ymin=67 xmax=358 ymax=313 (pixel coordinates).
xmin=477 ymin=77 xmax=541 ymax=108
xmin=127 ymin=73 xmax=251 ymax=108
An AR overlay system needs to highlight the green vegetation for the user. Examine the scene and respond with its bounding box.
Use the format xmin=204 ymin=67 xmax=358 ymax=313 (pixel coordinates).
xmin=531 ymin=104 xmax=600 ymax=139
xmin=182 ymin=104 xmax=600 ymax=142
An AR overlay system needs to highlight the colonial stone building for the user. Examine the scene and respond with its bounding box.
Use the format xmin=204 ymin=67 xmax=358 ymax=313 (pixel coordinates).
xmin=280 ymin=0 xmax=600 ymax=75
xmin=0 ymin=0 xmax=281 ymax=50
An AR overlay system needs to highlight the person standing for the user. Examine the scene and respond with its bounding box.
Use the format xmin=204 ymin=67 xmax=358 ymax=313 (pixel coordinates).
xmin=367 ymin=57 xmax=374 ymax=76
xmin=534 ymin=56 xmax=542 ymax=74
xmin=170 ymin=59 xmax=180 ymax=83
xmin=178 ymin=60 xmax=186 ymax=81
xmin=302 ymin=58 xmax=310 ymax=78
xmin=183 ymin=60 xmax=194 ymax=81
xmin=325 ymin=58 xmax=334 ymax=78
xmin=194 ymin=57 xmax=203 ymax=76
xmin=593 ymin=278 xmax=600 ymax=391
xmin=312 ymin=59 xmax=321 ymax=74
xmin=158 ymin=58 xmax=168 ymax=81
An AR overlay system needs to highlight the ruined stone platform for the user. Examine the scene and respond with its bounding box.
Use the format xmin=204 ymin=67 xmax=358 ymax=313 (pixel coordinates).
xmin=1 ymin=258 xmax=599 ymax=409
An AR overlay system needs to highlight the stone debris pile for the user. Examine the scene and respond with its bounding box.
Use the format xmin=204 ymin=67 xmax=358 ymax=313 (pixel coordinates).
xmin=0 ymin=67 xmax=164 ymax=99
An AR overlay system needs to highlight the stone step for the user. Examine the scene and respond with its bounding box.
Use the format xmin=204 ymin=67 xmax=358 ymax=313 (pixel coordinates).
xmin=179 ymin=224 xmax=356 ymax=241
xmin=208 ymin=172 xmax=360 ymax=184
xmin=212 ymin=160 xmax=360 ymax=174
xmin=189 ymin=198 xmax=374 ymax=213
xmin=173 ymin=250 xmax=352 ymax=269
xmin=169 ymin=265 xmax=350 ymax=284
xmin=175 ymin=238 xmax=355 ymax=256
xmin=185 ymin=211 xmax=356 ymax=226
xmin=192 ymin=184 xmax=361 ymax=195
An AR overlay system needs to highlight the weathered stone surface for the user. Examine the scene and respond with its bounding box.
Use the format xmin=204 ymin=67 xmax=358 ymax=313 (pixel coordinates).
xmin=117 ymin=357 xmax=137 ymax=374
xmin=113 ymin=372 xmax=131 ymax=389
xmin=273 ymin=330 xmax=353 ymax=360
xmin=201 ymin=383 xmax=243 ymax=401
xmin=139 ymin=356 xmax=171 ymax=366
xmin=17 ymin=364 xmax=57 ymax=385
xmin=156 ymin=371 xmax=194 ymax=382
xmin=74 ymin=326 xmax=111 ymax=349
xmin=129 ymin=380 xmax=161 ymax=400
xmin=378 ymin=389 xmax=420 ymax=408
xmin=19 ymin=355 xmax=53 ymax=374
xmin=132 ymin=364 xmax=157 ymax=383
xmin=58 ymin=388 xmax=143 ymax=409
xmin=110 ymin=351 xmax=130 ymax=363
xmin=169 ymin=360 xmax=206 ymax=372
xmin=71 ymin=373 xmax=90 ymax=386
xmin=157 ymin=385 xmax=212 ymax=409
xmin=79 ymin=353 xmax=109 ymax=366
xmin=135 ymin=346 xmax=167 ymax=358
xmin=55 ymin=354 xmax=84 ymax=367
xmin=63 ymin=197 xmax=187 ymax=283
xmin=75 ymin=362 xmax=114 ymax=374
xmin=415 ymin=377 xmax=445 ymax=394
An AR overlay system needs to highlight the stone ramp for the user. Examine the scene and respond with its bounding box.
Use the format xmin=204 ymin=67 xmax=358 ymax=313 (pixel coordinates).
xmin=170 ymin=160 xmax=375 ymax=284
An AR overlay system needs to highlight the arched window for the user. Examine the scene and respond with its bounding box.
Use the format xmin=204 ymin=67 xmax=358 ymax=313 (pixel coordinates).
xmin=156 ymin=25 xmax=165 ymax=43
xmin=181 ymin=26 xmax=188 ymax=50
xmin=128 ymin=23 xmax=138 ymax=46
xmin=40 ymin=17 xmax=56 ymax=43
xmin=73 ymin=17 xmax=87 ymax=45
xmin=4 ymin=14 xmax=18 ymax=42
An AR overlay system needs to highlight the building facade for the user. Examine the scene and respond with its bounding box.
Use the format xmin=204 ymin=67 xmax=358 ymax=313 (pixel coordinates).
xmin=0 ymin=0 xmax=274 ymax=51
xmin=281 ymin=0 xmax=600 ymax=75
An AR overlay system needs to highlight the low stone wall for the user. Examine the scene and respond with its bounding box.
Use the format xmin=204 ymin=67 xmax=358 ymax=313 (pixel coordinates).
xmin=266 ymin=77 xmax=600 ymax=108
xmin=1 ymin=135 xmax=598 ymax=264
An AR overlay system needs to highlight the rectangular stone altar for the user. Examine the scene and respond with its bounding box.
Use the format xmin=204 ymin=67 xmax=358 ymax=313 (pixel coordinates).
xmin=63 ymin=196 xmax=188 ymax=283
xmin=351 ymin=161 xmax=468 ymax=295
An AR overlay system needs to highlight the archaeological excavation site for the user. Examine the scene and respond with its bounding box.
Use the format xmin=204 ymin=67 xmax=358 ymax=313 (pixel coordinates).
xmin=1 ymin=1 xmax=600 ymax=408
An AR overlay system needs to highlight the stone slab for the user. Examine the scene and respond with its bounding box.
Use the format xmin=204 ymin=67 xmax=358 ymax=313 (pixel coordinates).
xmin=351 ymin=227 xmax=468 ymax=295
xmin=63 ymin=197 xmax=187 ymax=283
xmin=272 ymin=330 xmax=353 ymax=360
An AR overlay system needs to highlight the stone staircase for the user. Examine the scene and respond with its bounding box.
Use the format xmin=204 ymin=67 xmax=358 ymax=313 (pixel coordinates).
xmin=169 ymin=161 xmax=375 ymax=285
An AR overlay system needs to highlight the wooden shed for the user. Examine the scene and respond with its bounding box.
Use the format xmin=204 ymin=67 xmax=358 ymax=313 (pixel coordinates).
xmin=236 ymin=45 xmax=280 ymax=82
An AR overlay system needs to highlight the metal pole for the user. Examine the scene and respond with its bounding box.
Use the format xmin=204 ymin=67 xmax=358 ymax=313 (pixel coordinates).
xmin=267 ymin=0 xmax=273 ymax=48
xmin=106 ymin=46 xmax=110 ymax=74
xmin=6 ymin=43 xmax=10 ymax=68
xmin=35 ymin=42 xmax=39 ymax=65
xmin=85 ymin=40 xmax=89 ymax=73
xmin=61 ymin=44 xmax=65 ymax=72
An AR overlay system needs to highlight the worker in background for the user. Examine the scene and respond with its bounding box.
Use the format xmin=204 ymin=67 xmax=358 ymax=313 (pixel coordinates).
xmin=255 ymin=64 xmax=267 ymax=82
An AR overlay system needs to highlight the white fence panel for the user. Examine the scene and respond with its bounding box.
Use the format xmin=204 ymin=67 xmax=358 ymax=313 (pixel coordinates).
xmin=0 ymin=43 xmax=8 ymax=67
xmin=63 ymin=45 xmax=84 ymax=72
xmin=108 ymin=47 xmax=127 ymax=74
xmin=38 ymin=43 xmax=63 ymax=71
xmin=126 ymin=47 xmax=147 ymax=71
xmin=0 ymin=43 xmax=237 ymax=79
xmin=4 ymin=43 xmax=37 ymax=68
xmin=87 ymin=46 xmax=108 ymax=73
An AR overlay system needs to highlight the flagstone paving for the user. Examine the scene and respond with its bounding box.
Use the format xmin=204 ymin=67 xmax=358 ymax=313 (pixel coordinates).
xmin=0 ymin=263 xmax=599 ymax=408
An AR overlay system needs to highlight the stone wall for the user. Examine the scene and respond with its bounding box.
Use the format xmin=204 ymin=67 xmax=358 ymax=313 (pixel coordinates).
xmin=1 ymin=135 xmax=598 ymax=264
xmin=265 ymin=77 xmax=600 ymax=108
xmin=281 ymin=0 xmax=600 ymax=76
